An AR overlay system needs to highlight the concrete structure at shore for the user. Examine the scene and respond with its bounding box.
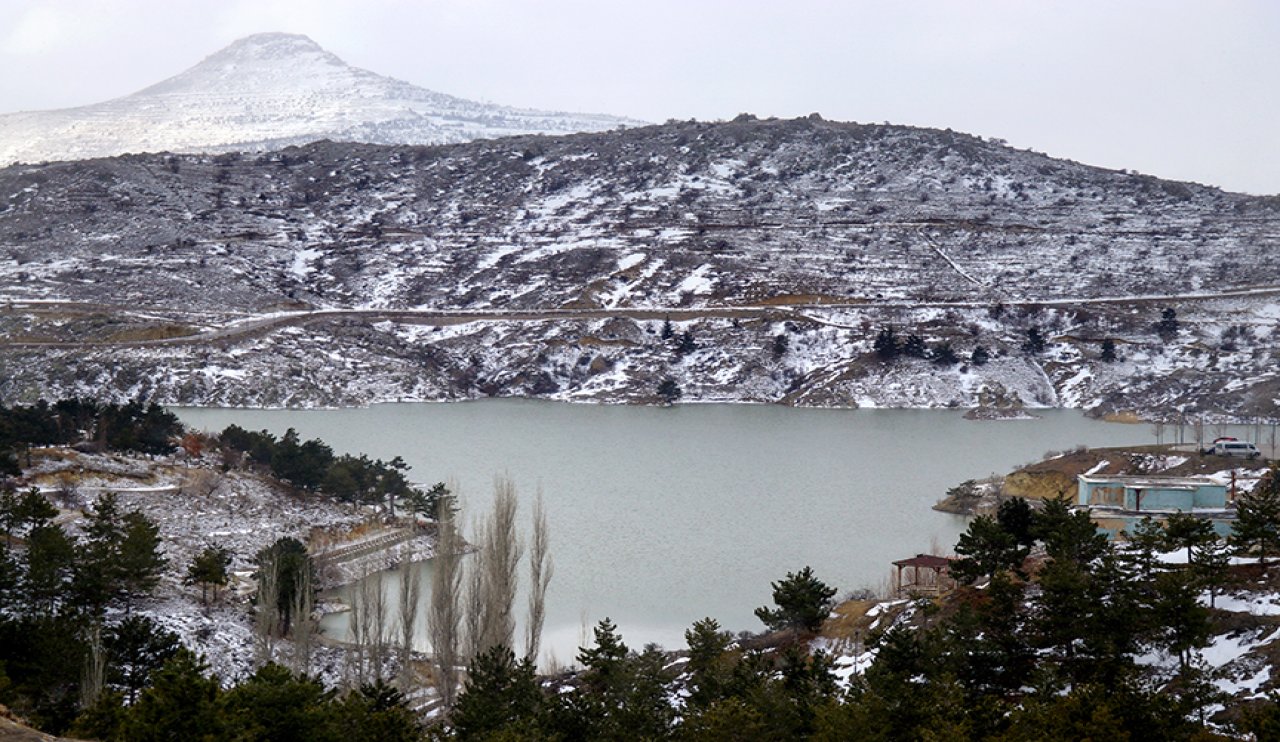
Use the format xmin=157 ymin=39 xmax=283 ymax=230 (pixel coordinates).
xmin=1077 ymin=474 xmax=1235 ymax=539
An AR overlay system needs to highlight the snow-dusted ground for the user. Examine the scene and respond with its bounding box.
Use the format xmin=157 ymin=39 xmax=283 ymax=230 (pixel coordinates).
xmin=2 ymin=115 xmax=1277 ymax=416
xmin=24 ymin=448 xmax=430 ymax=684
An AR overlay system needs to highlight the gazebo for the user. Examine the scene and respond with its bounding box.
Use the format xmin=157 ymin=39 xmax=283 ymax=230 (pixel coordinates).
xmin=892 ymin=553 xmax=956 ymax=597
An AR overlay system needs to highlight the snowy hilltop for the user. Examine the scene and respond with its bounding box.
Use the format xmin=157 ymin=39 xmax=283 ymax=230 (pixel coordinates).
xmin=0 ymin=32 xmax=644 ymax=165
xmin=1 ymin=116 xmax=1279 ymax=417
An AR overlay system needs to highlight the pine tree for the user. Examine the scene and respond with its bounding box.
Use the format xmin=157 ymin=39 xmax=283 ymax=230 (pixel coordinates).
xmin=221 ymin=663 xmax=334 ymax=742
xmin=1033 ymin=495 xmax=1108 ymax=565
xmin=1156 ymin=307 xmax=1180 ymax=342
xmin=255 ymin=537 xmax=312 ymax=633
xmin=105 ymin=616 xmax=181 ymax=704
xmin=1153 ymin=570 xmax=1211 ymax=674
xmin=675 ymin=330 xmax=697 ymax=357
xmin=1100 ymin=338 xmax=1117 ymax=362
xmin=118 ymin=511 xmax=166 ymax=606
xmin=902 ymin=334 xmax=927 ymax=358
xmin=772 ymin=333 xmax=789 ymax=359
xmin=1022 ymin=326 xmax=1047 ymax=355
xmin=117 ymin=649 xmax=226 ymax=742
xmin=451 ymin=645 xmax=544 ymax=739
xmin=684 ymin=618 xmax=735 ymax=709
xmin=186 ymin=544 xmax=232 ymax=604
xmin=1231 ymin=466 xmax=1280 ymax=570
xmin=23 ymin=523 xmax=75 ymax=613
xmin=930 ymin=341 xmax=959 ymax=366
xmin=952 ymin=515 xmax=1027 ymax=583
xmin=1122 ymin=516 xmax=1166 ymax=580
xmin=754 ymin=567 xmax=837 ymax=633
xmin=970 ymin=344 xmax=990 ymax=366
xmin=657 ymin=378 xmax=682 ymax=405
xmin=873 ymin=327 xmax=899 ymax=360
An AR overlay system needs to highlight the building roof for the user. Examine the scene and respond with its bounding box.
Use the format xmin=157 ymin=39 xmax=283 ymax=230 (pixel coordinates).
xmin=893 ymin=554 xmax=954 ymax=569
xmin=1078 ymin=474 xmax=1225 ymax=490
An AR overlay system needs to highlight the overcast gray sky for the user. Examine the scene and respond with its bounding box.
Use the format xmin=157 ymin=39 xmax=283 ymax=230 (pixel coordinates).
xmin=2 ymin=0 xmax=1277 ymax=194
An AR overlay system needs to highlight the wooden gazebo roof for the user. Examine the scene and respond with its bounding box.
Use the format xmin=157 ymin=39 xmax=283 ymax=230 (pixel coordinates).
xmin=892 ymin=554 xmax=954 ymax=569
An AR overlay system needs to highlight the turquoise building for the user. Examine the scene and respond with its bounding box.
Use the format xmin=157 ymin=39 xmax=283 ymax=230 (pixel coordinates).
xmin=1076 ymin=474 xmax=1234 ymax=539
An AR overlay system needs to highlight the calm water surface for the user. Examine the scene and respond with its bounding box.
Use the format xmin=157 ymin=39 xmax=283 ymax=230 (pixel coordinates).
xmin=176 ymin=401 xmax=1158 ymax=664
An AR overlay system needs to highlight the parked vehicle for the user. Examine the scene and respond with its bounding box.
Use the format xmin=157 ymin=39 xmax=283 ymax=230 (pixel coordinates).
xmin=1200 ymin=436 xmax=1238 ymax=455
xmin=1210 ymin=440 xmax=1261 ymax=459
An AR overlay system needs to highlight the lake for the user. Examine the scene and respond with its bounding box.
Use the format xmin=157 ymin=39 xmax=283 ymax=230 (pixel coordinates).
xmin=176 ymin=400 xmax=1159 ymax=665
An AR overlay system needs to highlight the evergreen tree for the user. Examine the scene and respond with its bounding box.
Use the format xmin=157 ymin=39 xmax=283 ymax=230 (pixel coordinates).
xmin=1121 ymin=516 xmax=1167 ymax=580
xmin=576 ymin=618 xmax=629 ymax=694
xmin=1100 ymin=338 xmax=1118 ymax=362
xmin=754 ymin=566 xmax=837 ymax=633
xmin=660 ymin=317 xmax=674 ymax=340
xmin=873 ymin=327 xmax=899 ymax=360
xmin=1191 ymin=536 xmax=1231 ymax=609
xmin=1163 ymin=511 xmax=1215 ymax=563
xmin=952 ymin=515 xmax=1027 ymax=583
xmin=0 ymin=486 xmax=22 ymax=540
xmin=554 ymin=618 xmax=674 ymax=740
xmin=270 ymin=429 xmax=334 ymax=491
xmin=1022 ymin=326 xmax=1047 ymax=355
xmin=451 ymin=645 xmax=544 ymax=739
xmin=0 ymin=540 xmax=17 ymax=611
xmin=186 ymin=544 xmax=232 ymax=604
xmin=22 ymin=523 xmax=75 ymax=613
xmin=772 ymin=333 xmax=789 ymax=359
xmin=1156 ymin=307 xmax=1180 ymax=342
xmin=405 ymin=482 xmax=452 ymax=521
xmin=1152 ymin=570 xmax=1211 ymax=675
xmin=74 ymin=494 xmax=165 ymax=612
xmin=331 ymin=681 xmax=421 ymax=742
xmin=1033 ymin=495 xmax=1108 ymax=565
xmin=104 ymin=616 xmax=180 ymax=704
xmin=17 ymin=488 xmax=58 ymax=534
xmin=675 ymin=330 xmax=697 ymax=357
xmin=930 ymin=341 xmax=959 ymax=366
xmin=117 ymin=649 xmax=226 ymax=742
xmin=117 ymin=511 xmax=166 ymax=606
xmin=684 ymin=617 xmax=735 ymax=709
xmin=997 ymin=497 xmax=1037 ymax=548
xmin=970 ymin=344 xmax=990 ymax=366
xmin=902 ymin=333 xmax=927 ymax=358
xmin=255 ymin=537 xmax=312 ymax=634
xmin=657 ymin=378 xmax=682 ymax=405
xmin=221 ymin=663 xmax=336 ymax=742
xmin=1231 ymin=466 xmax=1280 ymax=570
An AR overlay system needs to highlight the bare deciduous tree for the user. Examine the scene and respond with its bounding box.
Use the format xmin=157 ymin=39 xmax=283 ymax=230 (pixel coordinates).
xmin=463 ymin=521 xmax=487 ymax=662
xmin=355 ymin=566 xmax=389 ymax=684
xmin=526 ymin=488 xmax=553 ymax=665
xmin=429 ymin=491 xmax=464 ymax=708
xmin=80 ymin=623 xmax=105 ymax=710
xmin=291 ymin=566 xmax=314 ymax=676
xmin=397 ymin=559 xmax=422 ymax=691
xmin=255 ymin=554 xmax=280 ymax=667
xmin=478 ymin=476 xmax=523 ymax=655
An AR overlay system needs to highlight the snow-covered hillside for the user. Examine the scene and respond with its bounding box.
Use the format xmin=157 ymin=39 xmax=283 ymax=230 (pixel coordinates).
xmin=1 ymin=116 xmax=1278 ymax=416
xmin=0 ymin=33 xmax=643 ymax=165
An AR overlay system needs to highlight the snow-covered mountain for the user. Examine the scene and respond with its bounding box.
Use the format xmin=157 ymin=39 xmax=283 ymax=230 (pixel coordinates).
xmin=0 ymin=32 xmax=644 ymax=165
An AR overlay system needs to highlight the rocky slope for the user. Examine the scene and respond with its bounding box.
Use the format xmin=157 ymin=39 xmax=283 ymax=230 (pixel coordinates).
xmin=0 ymin=33 xmax=643 ymax=165
xmin=1 ymin=116 xmax=1278 ymax=416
